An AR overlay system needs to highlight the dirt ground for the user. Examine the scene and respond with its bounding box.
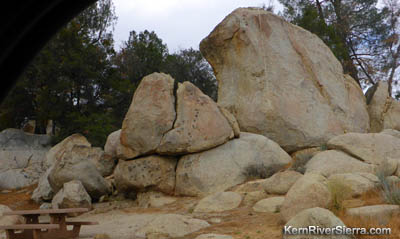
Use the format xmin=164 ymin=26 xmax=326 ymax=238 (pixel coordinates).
xmin=0 ymin=187 xmax=283 ymax=239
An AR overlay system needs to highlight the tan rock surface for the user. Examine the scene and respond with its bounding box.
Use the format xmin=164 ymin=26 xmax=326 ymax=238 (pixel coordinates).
xmin=157 ymin=81 xmax=233 ymax=155
xmin=120 ymin=73 xmax=176 ymax=158
xmin=200 ymin=8 xmax=369 ymax=152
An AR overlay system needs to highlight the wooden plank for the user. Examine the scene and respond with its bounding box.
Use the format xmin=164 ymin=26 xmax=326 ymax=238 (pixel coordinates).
xmin=0 ymin=224 xmax=59 ymax=230
xmin=3 ymin=208 xmax=89 ymax=216
xmin=66 ymin=221 xmax=99 ymax=225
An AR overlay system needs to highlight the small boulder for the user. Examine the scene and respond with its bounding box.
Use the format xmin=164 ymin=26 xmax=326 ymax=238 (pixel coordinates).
xmin=283 ymin=207 xmax=352 ymax=239
xmin=253 ymin=196 xmax=285 ymax=213
xmin=31 ymin=167 xmax=54 ymax=203
xmin=48 ymin=145 xmax=111 ymax=200
xmin=262 ymin=171 xmax=303 ymax=195
xmin=51 ymin=180 xmax=91 ymax=214
xmin=114 ymin=155 xmax=177 ymax=195
xmin=194 ymin=192 xmax=242 ymax=213
xmin=241 ymin=191 xmax=269 ymax=207
xmin=175 ymin=133 xmax=291 ymax=196
xmin=157 ymin=81 xmax=233 ymax=155
xmin=0 ymin=204 xmax=24 ymax=230
xmin=305 ymin=150 xmax=376 ymax=177
xmin=281 ymin=173 xmax=331 ymax=222
xmin=120 ymin=73 xmax=176 ymax=158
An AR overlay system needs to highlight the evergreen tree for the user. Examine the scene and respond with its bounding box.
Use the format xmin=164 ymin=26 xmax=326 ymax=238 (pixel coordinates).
xmin=278 ymin=0 xmax=390 ymax=88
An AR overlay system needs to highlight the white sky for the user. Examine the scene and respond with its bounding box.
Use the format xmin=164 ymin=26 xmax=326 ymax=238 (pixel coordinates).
xmin=112 ymin=0 xmax=283 ymax=52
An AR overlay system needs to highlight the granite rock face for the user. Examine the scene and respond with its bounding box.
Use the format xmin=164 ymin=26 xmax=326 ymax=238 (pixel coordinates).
xmin=200 ymin=8 xmax=369 ymax=152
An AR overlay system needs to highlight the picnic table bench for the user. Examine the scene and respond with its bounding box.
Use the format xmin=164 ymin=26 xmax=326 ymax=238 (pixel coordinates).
xmin=0 ymin=208 xmax=98 ymax=239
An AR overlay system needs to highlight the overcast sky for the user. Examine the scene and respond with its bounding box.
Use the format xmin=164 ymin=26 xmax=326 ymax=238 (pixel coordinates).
xmin=112 ymin=0 xmax=283 ymax=52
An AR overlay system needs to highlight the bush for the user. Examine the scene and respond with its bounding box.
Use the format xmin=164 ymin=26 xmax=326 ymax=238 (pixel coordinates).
xmin=327 ymin=179 xmax=353 ymax=213
xmin=377 ymin=173 xmax=400 ymax=205
xmin=242 ymin=164 xmax=282 ymax=180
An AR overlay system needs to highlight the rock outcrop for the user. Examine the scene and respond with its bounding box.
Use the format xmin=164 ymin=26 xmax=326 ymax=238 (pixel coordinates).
xmin=120 ymin=73 xmax=176 ymax=158
xmin=0 ymin=129 xmax=51 ymax=189
xmin=157 ymin=81 xmax=233 ymax=155
xmin=366 ymin=81 xmax=400 ymax=132
xmin=175 ymin=132 xmax=292 ymax=196
xmin=114 ymin=155 xmax=177 ymax=195
xmin=200 ymin=8 xmax=369 ymax=152
xmin=48 ymin=145 xmax=111 ymax=200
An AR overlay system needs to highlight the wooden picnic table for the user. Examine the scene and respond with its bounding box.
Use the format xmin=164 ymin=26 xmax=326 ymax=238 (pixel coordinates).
xmin=0 ymin=208 xmax=98 ymax=239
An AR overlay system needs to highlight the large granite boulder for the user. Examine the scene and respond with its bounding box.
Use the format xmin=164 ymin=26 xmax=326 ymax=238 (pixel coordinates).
xmin=175 ymin=132 xmax=292 ymax=196
xmin=327 ymin=133 xmax=400 ymax=168
xmin=366 ymin=81 xmax=400 ymax=132
xmin=200 ymin=8 xmax=369 ymax=152
xmin=114 ymin=155 xmax=177 ymax=195
xmin=283 ymin=207 xmax=352 ymax=239
xmin=305 ymin=150 xmax=376 ymax=177
xmin=281 ymin=173 xmax=331 ymax=222
xmin=120 ymin=73 xmax=176 ymax=158
xmin=48 ymin=145 xmax=111 ymax=200
xmin=0 ymin=129 xmax=51 ymax=189
xmin=157 ymin=81 xmax=233 ymax=155
xmin=44 ymin=133 xmax=91 ymax=169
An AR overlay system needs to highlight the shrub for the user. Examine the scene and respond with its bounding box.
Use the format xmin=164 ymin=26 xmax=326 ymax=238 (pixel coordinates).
xmin=377 ymin=172 xmax=400 ymax=205
xmin=327 ymin=179 xmax=353 ymax=213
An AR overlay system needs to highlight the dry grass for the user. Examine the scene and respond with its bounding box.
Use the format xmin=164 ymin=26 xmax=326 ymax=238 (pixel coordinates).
xmin=334 ymin=189 xmax=399 ymax=239
xmin=338 ymin=211 xmax=400 ymax=239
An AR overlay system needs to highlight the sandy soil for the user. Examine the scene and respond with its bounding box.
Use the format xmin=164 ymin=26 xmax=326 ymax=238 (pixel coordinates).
xmin=0 ymin=188 xmax=283 ymax=239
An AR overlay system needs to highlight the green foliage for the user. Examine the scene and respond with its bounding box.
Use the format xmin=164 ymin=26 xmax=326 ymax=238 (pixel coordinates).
xmin=279 ymin=0 xmax=391 ymax=88
xmin=163 ymin=48 xmax=217 ymax=100
xmin=0 ymin=1 xmax=217 ymax=148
